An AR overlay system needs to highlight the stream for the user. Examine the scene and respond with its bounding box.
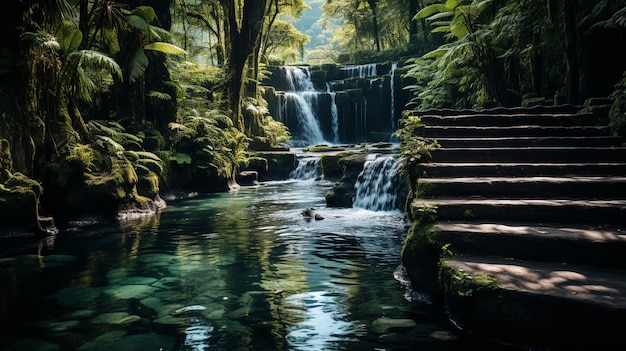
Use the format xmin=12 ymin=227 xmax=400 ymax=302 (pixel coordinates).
xmin=0 ymin=155 xmax=496 ymax=351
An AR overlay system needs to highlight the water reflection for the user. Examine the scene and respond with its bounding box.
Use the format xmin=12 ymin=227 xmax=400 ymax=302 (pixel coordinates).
xmin=0 ymin=179 xmax=461 ymax=351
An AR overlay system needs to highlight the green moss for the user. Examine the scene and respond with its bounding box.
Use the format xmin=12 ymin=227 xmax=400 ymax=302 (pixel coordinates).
xmin=338 ymin=153 xmax=366 ymax=167
xmin=401 ymin=221 xmax=441 ymax=259
xmin=409 ymin=201 xmax=437 ymax=223
xmin=247 ymin=157 xmax=268 ymax=172
xmin=439 ymin=261 xmax=499 ymax=298
xmin=137 ymin=171 xmax=160 ymax=199
xmin=302 ymin=144 xmax=334 ymax=152
xmin=320 ymin=154 xmax=345 ymax=179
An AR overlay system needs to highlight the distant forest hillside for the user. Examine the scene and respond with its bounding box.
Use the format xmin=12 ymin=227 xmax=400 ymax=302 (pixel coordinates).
xmin=294 ymin=0 xmax=331 ymax=50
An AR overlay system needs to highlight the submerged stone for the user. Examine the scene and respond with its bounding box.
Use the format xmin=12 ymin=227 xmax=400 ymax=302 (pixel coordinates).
xmin=117 ymin=276 xmax=158 ymax=286
xmin=90 ymin=312 xmax=141 ymax=326
xmin=370 ymin=317 xmax=417 ymax=334
xmin=103 ymin=284 xmax=159 ymax=300
xmin=78 ymin=330 xmax=127 ymax=351
xmin=430 ymin=330 xmax=458 ymax=341
xmin=62 ymin=309 xmax=96 ymax=319
xmin=46 ymin=320 xmax=80 ymax=333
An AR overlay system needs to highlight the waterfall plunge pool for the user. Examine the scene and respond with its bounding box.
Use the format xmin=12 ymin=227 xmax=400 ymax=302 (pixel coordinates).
xmin=0 ymin=158 xmax=501 ymax=351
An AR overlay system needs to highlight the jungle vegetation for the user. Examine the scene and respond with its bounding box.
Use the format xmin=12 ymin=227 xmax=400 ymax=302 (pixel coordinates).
xmin=0 ymin=0 xmax=625 ymax=229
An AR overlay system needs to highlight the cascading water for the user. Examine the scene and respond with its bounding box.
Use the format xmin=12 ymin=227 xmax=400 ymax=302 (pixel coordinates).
xmin=341 ymin=63 xmax=378 ymax=78
xmin=283 ymin=66 xmax=326 ymax=146
xmin=267 ymin=62 xmax=406 ymax=145
xmin=353 ymin=155 xmax=404 ymax=211
xmin=390 ymin=62 xmax=398 ymax=142
xmin=290 ymin=156 xmax=322 ymax=180
xmin=326 ymin=83 xmax=339 ymax=143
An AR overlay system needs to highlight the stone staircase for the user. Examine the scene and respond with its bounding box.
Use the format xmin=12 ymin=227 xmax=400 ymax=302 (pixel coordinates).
xmin=410 ymin=105 xmax=626 ymax=350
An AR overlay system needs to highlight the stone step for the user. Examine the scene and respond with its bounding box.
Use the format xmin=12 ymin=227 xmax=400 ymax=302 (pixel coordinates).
xmin=431 ymin=147 xmax=626 ymax=163
xmin=413 ymin=104 xmax=585 ymax=116
xmin=418 ymin=176 xmax=626 ymax=199
xmin=422 ymin=125 xmax=611 ymax=138
xmin=434 ymin=136 xmax=624 ymax=148
xmin=433 ymin=221 xmax=626 ymax=268
xmin=420 ymin=113 xmax=604 ymax=127
xmin=419 ymin=162 xmax=626 ymax=177
xmin=411 ymin=198 xmax=626 ymax=225
xmin=439 ymin=256 xmax=626 ymax=350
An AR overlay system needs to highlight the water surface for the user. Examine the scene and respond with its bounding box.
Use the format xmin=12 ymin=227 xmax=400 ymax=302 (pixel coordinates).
xmin=0 ymin=178 xmax=466 ymax=351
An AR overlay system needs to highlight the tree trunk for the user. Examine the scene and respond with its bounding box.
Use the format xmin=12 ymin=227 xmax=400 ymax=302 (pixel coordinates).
xmin=224 ymin=0 xmax=267 ymax=132
xmin=368 ymin=0 xmax=381 ymax=51
xmin=563 ymin=0 xmax=579 ymax=104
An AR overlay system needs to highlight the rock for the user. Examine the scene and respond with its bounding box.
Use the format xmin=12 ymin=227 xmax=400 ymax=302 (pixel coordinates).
xmin=103 ymin=284 xmax=159 ymax=300
xmin=236 ymin=171 xmax=258 ymax=186
xmin=301 ymin=208 xmax=314 ymax=218
xmin=78 ymin=330 xmax=127 ymax=351
xmin=117 ymin=276 xmax=158 ymax=286
xmin=314 ymin=213 xmax=324 ymax=220
xmin=90 ymin=312 xmax=141 ymax=326
xmin=325 ymin=153 xmax=367 ymax=208
xmin=430 ymin=330 xmax=458 ymax=341
xmin=250 ymin=152 xmax=297 ymax=180
xmin=370 ymin=317 xmax=417 ymax=334
xmin=46 ymin=320 xmax=80 ymax=333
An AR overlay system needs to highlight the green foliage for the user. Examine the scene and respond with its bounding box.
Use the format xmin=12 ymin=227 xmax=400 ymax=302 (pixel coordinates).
xmin=87 ymin=120 xmax=164 ymax=177
xmin=261 ymin=117 xmax=291 ymax=148
xmin=66 ymin=143 xmax=96 ymax=172
xmin=168 ymin=109 xmax=249 ymax=181
xmin=264 ymin=20 xmax=310 ymax=64
xmin=395 ymin=115 xmax=440 ymax=172
xmin=609 ymin=71 xmax=626 ymax=136
xmin=407 ymin=0 xmax=497 ymax=109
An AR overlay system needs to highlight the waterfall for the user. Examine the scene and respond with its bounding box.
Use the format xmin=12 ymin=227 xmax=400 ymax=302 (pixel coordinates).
xmin=290 ymin=156 xmax=322 ymax=180
xmin=353 ymin=156 xmax=403 ymax=211
xmin=283 ymin=66 xmax=327 ymax=146
xmin=390 ymin=62 xmax=398 ymax=142
xmin=341 ymin=64 xmax=378 ymax=78
xmin=326 ymin=83 xmax=339 ymax=143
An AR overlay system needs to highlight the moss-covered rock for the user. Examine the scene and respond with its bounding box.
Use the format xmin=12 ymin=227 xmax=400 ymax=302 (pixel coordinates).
xmin=250 ymin=152 xmax=297 ymax=180
xmin=319 ymin=154 xmax=345 ymax=180
xmin=42 ymin=150 xmax=164 ymax=221
xmin=0 ymin=139 xmax=52 ymax=233
xmin=324 ymin=153 xmax=366 ymax=208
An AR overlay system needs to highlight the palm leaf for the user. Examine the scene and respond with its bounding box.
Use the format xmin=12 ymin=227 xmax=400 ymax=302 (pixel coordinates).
xmin=126 ymin=14 xmax=150 ymax=33
xmin=144 ymin=42 xmax=187 ymax=56
xmin=415 ymin=4 xmax=450 ymax=20
xmin=57 ymin=21 xmax=83 ymax=54
xmin=69 ymin=50 xmax=122 ymax=80
xmin=132 ymin=6 xmax=156 ymax=24
xmin=21 ymin=32 xmax=61 ymax=50
xmin=129 ymin=49 xmax=149 ymax=83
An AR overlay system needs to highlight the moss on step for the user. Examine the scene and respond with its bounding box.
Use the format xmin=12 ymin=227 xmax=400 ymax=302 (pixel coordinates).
xmin=438 ymin=261 xmax=499 ymax=298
